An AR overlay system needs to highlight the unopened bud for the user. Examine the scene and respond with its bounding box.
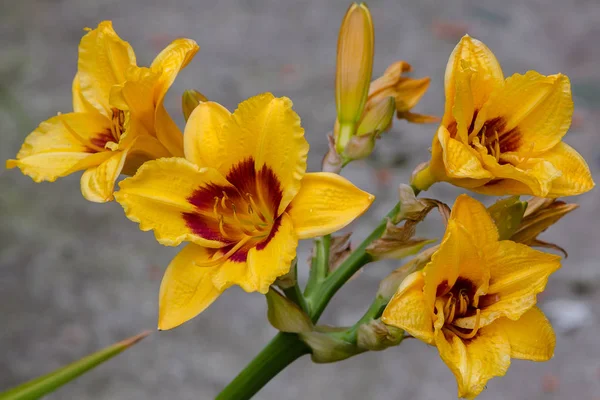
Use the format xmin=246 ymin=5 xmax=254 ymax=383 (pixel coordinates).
xmin=335 ymin=2 xmax=374 ymax=153
xmin=357 ymin=319 xmax=403 ymax=351
xmin=182 ymin=89 xmax=208 ymax=121
xmin=356 ymin=96 xmax=395 ymax=137
xmin=265 ymin=289 xmax=313 ymax=333
xmin=343 ymin=131 xmax=376 ymax=161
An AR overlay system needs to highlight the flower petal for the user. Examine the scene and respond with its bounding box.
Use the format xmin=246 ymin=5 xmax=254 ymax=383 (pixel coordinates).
xmin=444 ymin=35 xmax=504 ymax=128
xmin=474 ymin=152 xmax=561 ymax=197
xmin=183 ymin=101 xmax=231 ymax=167
xmin=247 ymin=213 xmax=298 ymax=294
xmin=450 ymin=194 xmax=499 ymax=248
xmin=438 ymin=126 xmax=493 ymax=180
xmin=6 ymin=112 xmax=112 ymax=182
xmin=479 ymin=241 xmax=561 ymax=325
xmin=80 ymin=149 xmax=128 ymax=202
xmin=381 ymin=271 xmax=434 ymax=343
xmin=109 ymin=67 xmax=158 ymax=135
xmin=217 ymin=93 xmax=309 ymax=215
xmin=158 ymin=244 xmax=222 ymax=330
xmin=434 ymin=323 xmax=511 ymax=399
xmin=119 ymin=134 xmax=172 ymax=176
xmin=287 ymin=172 xmax=374 ymax=239
xmin=422 ymin=220 xmax=460 ymax=311
xmin=114 ymin=158 xmax=233 ymax=247
xmin=476 ymin=72 xmax=572 ymax=155
xmin=150 ymin=38 xmax=199 ymax=157
xmin=494 ymin=307 xmax=555 ymax=361
xmin=544 ymin=142 xmax=595 ymax=196
xmin=72 ymin=73 xmax=96 ymax=114
xmin=77 ymin=21 xmax=136 ymax=116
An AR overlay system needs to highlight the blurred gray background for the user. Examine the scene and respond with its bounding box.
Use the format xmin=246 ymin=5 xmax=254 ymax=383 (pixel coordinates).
xmin=1 ymin=0 xmax=599 ymax=398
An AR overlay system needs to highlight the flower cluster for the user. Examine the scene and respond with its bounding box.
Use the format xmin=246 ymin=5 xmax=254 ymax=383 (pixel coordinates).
xmin=5 ymin=4 xmax=595 ymax=399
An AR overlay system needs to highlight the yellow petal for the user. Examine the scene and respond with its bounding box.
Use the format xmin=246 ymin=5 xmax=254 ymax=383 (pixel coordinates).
xmin=216 ymin=93 xmax=309 ymax=215
xmin=544 ymin=142 xmax=595 ymax=196
xmin=80 ymin=149 xmax=128 ymax=202
xmin=476 ymin=72 xmax=572 ymax=155
xmin=394 ymin=76 xmax=431 ymax=113
xmin=450 ymin=194 xmax=499 ymax=248
xmin=158 ymin=244 xmax=222 ymax=330
xmin=479 ymin=241 xmax=560 ymax=325
xmin=494 ymin=307 xmax=555 ymax=361
xmin=474 ymin=153 xmax=561 ymax=197
xmin=247 ymin=213 xmax=298 ymax=294
xmin=438 ymin=126 xmax=493 ymax=180
xmin=444 ymin=35 xmax=504 ymax=128
xmin=109 ymin=67 xmax=158 ymax=135
xmin=368 ymin=61 xmax=411 ymax=99
xmin=422 ymin=220 xmax=460 ymax=311
xmin=381 ymin=271 xmax=434 ymax=344
xmin=434 ymin=323 xmax=511 ymax=399
xmin=120 ymin=134 xmax=172 ymax=176
xmin=72 ymin=73 xmax=96 ymax=114
xmin=150 ymin=38 xmax=199 ymax=157
xmin=183 ymin=101 xmax=231 ymax=167
xmin=287 ymin=172 xmax=374 ymax=239
xmin=6 ymin=112 xmax=112 ymax=182
xmin=77 ymin=21 xmax=136 ymax=116
xmin=114 ymin=158 xmax=233 ymax=247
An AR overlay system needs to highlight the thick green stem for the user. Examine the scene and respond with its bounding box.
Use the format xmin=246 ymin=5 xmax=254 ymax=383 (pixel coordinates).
xmin=215 ymin=333 xmax=310 ymax=400
xmin=340 ymin=295 xmax=388 ymax=343
xmin=308 ymin=203 xmax=401 ymax=322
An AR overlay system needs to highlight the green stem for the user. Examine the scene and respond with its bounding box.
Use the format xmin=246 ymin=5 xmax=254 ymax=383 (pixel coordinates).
xmin=304 ymin=235 xmax=331 ymax=299
xmin=340 ymin=295 xmax=388 ymax=343
xmin=308 ymin=203 xmax=401 ymax=322
xmin=282 ymin=262 xmax=309 ymax=313
xmin=216 ymin=333 xmax=310 ymax=400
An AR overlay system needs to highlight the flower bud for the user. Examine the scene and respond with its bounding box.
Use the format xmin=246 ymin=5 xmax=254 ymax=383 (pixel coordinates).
xmin=356 ymin=96 xmax=396 ymax=137
xmin=265 ymin=289 xmax=313 ymax=333
xmin=356 ymin=319 xmax=403 ymax=351
xmin=181 ymin=89 xmax=208 ymax=121
xmin=343 ymin=131 xmax=376 ymax=161
xmin=335 ymin=2 xmax=374 ymax=153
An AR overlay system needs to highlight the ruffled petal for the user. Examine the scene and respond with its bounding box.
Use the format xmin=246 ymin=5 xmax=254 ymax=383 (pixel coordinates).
xmin=444 ymin=35 xmax=504 ymax=128
xmin=216 ymin=94 xmax=309 ymax=215
xmin=246 ymin=213 xmax=298 ymax=293
xmin=80 ymin=149 xmax=128 ymax=202
xmin=114 ymin=158 xmax=233 ymax=247
xmin=434 ymin=323 xmax=511 ymax=399
xmin=183 ymin=101 xmax=231 ymax=167
xmin=381 ymin=271 xmax=434 ymax=343
xmin=287 ymin=172 xmax=374 ymax=239
xmin=72 ymin=73 xmax=96 ymax=114
xmin=544 ymin=142 xmax=595 ymax=197
xmin=158 ymin=244 xmax=223 ymax=330
xmin=6 ymin=112 xmax=112 ymax=182
xmin=151 ymin=38 xmax=200 ymax=157
xmin=476 ymin=72 xmax=572 ymax=155
xmin=474 ymin=152 xmax=561 ymax=197
xmin=77 ymin=21 xmax=136 ymax=115
xmin=478 ymin=241 xmax=561 ymax=326
xmin=494 ymin=307 xmax=555 ymax=361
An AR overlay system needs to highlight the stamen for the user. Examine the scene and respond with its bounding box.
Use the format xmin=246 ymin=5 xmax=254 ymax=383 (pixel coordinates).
xmin=447 ymin=309 xmax=481 ymax=340
xmin=218 ymin=216 xmax=228 ymax=238
xmin=193 ymin=236 xmax=252 ymax=268
xmin=458 ymin=290 xmax=468 ymax=316
xmin=213 ymin=197 xmax=220 ymax=218
xmin=494 ymin=129 xmax=500 ymax=161
xmin=221 ymin=191 xmax=229 ymax=209
xmin=443 ymin=293 xmax=454 ymax=317
xmin=446 ymin=298 xmax=456 ymax=325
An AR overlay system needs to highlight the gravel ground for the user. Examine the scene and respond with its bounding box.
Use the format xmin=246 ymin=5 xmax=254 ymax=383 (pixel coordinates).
xmin=1 ymin=0 xmax=599 ymax=399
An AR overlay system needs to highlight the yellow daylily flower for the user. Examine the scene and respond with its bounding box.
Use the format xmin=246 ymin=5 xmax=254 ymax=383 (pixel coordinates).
xmin=6 ymin=21 xmax=198 ymax=202
xmin=382 ymin=194 xmax=560 ymax=398
xmin=412 ymin=35 xmax=594 ymax=197
xmin=114 ymin=93 xmax=375 ymax=330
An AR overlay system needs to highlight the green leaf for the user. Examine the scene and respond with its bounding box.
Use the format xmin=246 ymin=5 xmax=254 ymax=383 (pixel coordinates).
xmin=0 ymin=330 xmax=151 ymax=400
